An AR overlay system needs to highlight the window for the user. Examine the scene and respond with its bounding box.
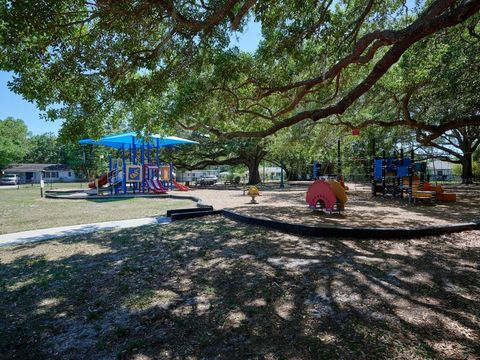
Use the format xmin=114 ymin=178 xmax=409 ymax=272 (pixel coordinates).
xmin=68 ymin=171 xmax=72 ymax=177
xmin=45 ymin=171 xmax=59 ymax=178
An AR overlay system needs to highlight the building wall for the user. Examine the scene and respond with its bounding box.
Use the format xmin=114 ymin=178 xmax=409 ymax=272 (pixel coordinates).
xmin=44 ymin=170 xmax=77 ymax=182
xmin=177 ymin=169 xmax=219 ymax=182
xmin=8 ymin=170 xmax=77 ymax=183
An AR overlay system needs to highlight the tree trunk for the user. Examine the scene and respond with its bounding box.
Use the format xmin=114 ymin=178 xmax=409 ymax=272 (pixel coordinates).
xmin=247 ymin=160 xmax=261 ymax=184
xmin=461 ymin=152 xmax=474 ymax=184
xmin=284 ymin=168 xmax=294 ymax=181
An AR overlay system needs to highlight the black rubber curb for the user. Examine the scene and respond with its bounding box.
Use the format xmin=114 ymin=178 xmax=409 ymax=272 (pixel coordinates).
xmin=222 ymin=209 xmax=480 ymax=239
xmin=44 ymin=190 xmax=211 ymax=207
xmin=170 ymin=210 xmax=222 ymax=221
xmin=167 ymin=207 xmax=213 ymax=217
xmin=43 ymin=190 xmax=480 ymax=239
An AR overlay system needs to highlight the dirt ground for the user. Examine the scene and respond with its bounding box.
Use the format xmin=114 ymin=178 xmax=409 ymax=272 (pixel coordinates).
xmin=186 ymin=184 xmax=480 ymax=228
xmin=1 ymin=216 xmax=479 ymax=359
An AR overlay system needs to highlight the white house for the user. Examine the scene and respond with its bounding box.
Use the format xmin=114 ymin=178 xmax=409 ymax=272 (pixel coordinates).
xmin=261 ymin=166 xmax=283 ymax=181
xmin=3 ymin=164 xmax=77 ymax=183
xmin=176 ymin=169 xmax=220 ymax=182
xmin=427 ymin=160 xmax=455 ymax=181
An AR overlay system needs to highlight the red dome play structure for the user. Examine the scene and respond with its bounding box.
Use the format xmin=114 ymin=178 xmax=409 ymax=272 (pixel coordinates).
xmin=305 ymin=180 xmax=348 ymax=213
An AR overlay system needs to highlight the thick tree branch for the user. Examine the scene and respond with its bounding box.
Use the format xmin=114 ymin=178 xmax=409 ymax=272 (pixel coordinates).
xmin=207 ymin=0 xmax=480 ymax=139
xmin=152 ymin=0 xmax=255 ymax=33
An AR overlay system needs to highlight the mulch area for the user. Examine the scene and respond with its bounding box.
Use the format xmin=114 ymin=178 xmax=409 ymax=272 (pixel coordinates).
xmin=187 ymin=184 xmax=480 ymax=229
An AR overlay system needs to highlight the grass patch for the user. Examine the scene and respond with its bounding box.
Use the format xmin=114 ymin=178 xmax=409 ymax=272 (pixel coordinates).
xmin=0 ymin=186 xmax=193 ymax=234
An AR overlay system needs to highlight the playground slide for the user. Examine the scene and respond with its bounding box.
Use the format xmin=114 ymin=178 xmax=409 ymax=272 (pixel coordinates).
xmin=88 ymin=173 xmax=109 ymax=189
xmin=173 ymin=179 xmax=189 ymax=191
xmin=326 ymin=180 xmax=348 ymax=204
xmin=146 ymin=179 xmax=168 ymax=194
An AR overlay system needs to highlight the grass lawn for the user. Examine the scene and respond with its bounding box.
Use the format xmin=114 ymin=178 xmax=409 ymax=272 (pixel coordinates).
xmin=0 ymin=186 xmax=193 ymax=234
xmin=0 ymin=216 xmax=478 ymax=359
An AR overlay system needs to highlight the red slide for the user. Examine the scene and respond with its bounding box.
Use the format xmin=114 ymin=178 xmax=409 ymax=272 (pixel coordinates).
xmin=88 ymin=173 xmax=109 ymax=189
xmin=146 ymin=179 xmax=168 ymax=194
xmin=173 ymin=179 xmax=189 ymax=191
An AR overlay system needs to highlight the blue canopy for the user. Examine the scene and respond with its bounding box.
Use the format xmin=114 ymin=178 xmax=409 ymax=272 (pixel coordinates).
xmin=79 ymin=132 xmax=198 ymax=149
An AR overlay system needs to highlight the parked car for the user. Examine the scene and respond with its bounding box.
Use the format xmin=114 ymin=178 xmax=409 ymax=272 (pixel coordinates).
xmin=195 ymin=175 xmax=218 ymax=186
xmin=1 ymin=174 xmax=19 ymax=185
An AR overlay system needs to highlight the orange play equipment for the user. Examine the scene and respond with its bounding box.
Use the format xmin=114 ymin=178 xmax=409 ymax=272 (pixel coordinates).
xmin=338 ymin=175 xmax=349 ymax=191
xmin=306 ymin=179 xmax=347 ymax=213
xmin=402 ymin=178 xmax=457 ymax=203
xmin=423 ymin=181 xmax=456 ymax=202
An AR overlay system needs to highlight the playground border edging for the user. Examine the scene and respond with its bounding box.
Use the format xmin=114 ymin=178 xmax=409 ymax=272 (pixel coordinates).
xmin=44 ymin=191 xmax=212 ymax=207
xmin=221 ymin=209 xmax=480 ymax=239
xmin=43 ymin=190 xmax=480 ymax=239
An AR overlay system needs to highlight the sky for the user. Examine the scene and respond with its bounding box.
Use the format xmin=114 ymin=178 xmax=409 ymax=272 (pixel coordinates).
xmin=0 ymin=71 xmax=61 ymax=135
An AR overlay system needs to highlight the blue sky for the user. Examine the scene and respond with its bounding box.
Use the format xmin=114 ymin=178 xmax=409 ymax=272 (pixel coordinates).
xmin=0 ymin=72 xmax=61 ymax=135
xmin=0 ymin=20 xmax=262 ymax=136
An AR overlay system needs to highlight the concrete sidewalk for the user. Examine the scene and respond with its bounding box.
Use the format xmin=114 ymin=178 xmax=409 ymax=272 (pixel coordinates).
xmin=0 ymin=217 xmax=171 ymax=247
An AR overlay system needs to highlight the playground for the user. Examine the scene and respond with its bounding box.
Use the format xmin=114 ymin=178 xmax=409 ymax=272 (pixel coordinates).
xmin=79 ymin=132 xmax=197 ymax=196
xmin=5 ymin=182 xmax=479 ymax=235
xmin=20 ymin=133 xmax=470 ymax=237
xmin=222 ymin=184 xmax=480 ymax=229
xmin=1 ymin=140 xmax=479 ymax=359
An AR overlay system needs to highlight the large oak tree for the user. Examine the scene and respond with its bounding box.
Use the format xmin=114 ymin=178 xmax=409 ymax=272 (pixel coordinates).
xmin=329 ymin=22 xmax=479 ymax=183
xmin=1 ymin=1 xmax=479 ymax=140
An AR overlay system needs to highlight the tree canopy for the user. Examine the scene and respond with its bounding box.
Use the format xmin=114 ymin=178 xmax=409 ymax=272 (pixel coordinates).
xmin=0 ymin=117 xmax=29 ymax=169
xmin=1 ymin=0 xmax=479 ymax=140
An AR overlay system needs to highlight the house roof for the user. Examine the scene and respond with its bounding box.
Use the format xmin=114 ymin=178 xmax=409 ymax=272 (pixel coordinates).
xmin=5 ymin=163 xmax=71 ymax=172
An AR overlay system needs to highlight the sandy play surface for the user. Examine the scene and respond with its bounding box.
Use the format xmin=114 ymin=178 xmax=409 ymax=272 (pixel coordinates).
xmin=187 ymin=184 xmax=480 ymax=229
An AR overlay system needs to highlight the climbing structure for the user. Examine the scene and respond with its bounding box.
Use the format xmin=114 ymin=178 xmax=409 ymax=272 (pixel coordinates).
xmin=305 ymin=180 xmax=347 ymax=213
xmin=371 ymin=148 xmax=457 ymax=204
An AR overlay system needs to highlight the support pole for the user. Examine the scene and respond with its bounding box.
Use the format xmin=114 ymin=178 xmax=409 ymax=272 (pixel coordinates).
xmin=400 ymin=148 xmax=404 ymax=199
xmin=408 ymin=148 xmax=414 ymax=204
xmin=156 ymin=138 xmax=159 ymax=167
xmin=382 ymin=149 xmax=386 ymax=198
xmin=280 ymin=167 xmax=285 ymax=189
xmin=113 ymin=161 xmax=118 ymax=195
xmin=337 ymin=139 xmax=342 ymax=176
xmin=169 ymin=161 xmax=173 ymax=190
xmin=371 ymin=139 xmax=376 ymax=196
xmin=122 ymin=144 xmax=126 ymax=194
xmin=108 ymin=154 xmax=112 ymax=194
xmin=141 ymin=144 xmax=145 ymax=193
xmin=132 ymin=138 xmax=136 ymax=192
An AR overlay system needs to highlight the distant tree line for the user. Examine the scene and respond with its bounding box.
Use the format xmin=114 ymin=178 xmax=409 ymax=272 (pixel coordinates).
xmin=0 ymin=117 xmax=106 ymax=178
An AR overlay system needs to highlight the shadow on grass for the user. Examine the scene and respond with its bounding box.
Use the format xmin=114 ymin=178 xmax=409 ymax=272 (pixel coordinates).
xmin=0 ymin=217 xmax=479 ymax=359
